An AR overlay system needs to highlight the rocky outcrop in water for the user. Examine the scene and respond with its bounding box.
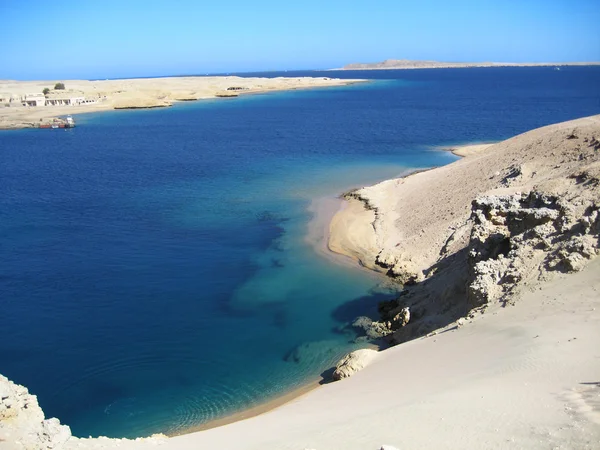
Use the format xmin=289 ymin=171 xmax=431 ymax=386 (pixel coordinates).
xmin=350 ymin=306 xmax=411 ymax=341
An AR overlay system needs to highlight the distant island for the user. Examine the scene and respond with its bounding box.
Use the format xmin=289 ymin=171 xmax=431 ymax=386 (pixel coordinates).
xmin=339 ymin=59 xmax=600 ymax=70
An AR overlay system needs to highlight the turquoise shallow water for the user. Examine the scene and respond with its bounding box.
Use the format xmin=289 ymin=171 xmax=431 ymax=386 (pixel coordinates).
xmin=1 ymin=67 xmax=599 ymax=438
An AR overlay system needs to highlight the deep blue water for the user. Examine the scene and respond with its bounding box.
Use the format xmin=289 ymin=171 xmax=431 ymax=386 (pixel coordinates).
xmin=1 ymin=67 xmax=599 ymax=438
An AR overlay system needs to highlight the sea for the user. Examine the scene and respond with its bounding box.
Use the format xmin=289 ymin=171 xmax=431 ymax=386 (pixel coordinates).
xmin=1 ymin=67 xmax=599 ymax=438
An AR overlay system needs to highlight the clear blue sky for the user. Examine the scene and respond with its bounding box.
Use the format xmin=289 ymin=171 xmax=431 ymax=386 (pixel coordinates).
xmin=2 ymin=0 xmax=599 ymax=79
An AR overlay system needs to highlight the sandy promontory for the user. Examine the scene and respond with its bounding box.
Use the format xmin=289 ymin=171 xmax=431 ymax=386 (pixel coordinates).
xmin=0 ymin=75 xmax=364 ymax=130
xmin=329 ymin=116 xmax=600 ymax=281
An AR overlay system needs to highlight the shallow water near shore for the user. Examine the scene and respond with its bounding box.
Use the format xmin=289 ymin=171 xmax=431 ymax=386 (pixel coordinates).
xmin=1 ymin=67 xmax=599 ymax=438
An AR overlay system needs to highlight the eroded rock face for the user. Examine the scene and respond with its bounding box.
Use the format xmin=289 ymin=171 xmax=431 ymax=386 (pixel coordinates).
xmin=468 ymin=190 xmax=600 ymax=306
xmin=331 ymin=349 xmax=378 ymax=381
xmin=352 ymin=165 xmax=600 ymax=347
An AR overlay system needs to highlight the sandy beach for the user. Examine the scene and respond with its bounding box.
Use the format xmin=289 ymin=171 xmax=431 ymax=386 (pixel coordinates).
xmin=2 ymin=116 xmax=599 ymax=449
xmin=0 ymin=76 xmax=364 ymax=130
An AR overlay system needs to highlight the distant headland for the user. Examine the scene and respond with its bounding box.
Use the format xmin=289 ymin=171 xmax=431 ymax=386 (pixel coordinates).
xmin=338 ymin=58 xmax=600 ymax=70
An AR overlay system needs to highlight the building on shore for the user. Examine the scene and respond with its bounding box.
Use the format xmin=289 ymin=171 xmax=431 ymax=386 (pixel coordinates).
xmin=44 ymin=91 xmax=99 ymax=106
xmin=45 ymin=96 xmax=100 ymax=106
xmin=22 ymin=93 xmax=46 ymax=107
xmin=45 ymin=96 xmax=85 ymax=106
xmin=1 ymin=91 xmax=103 ymax=108
xmin=0 ymin=93 xmax=32 ymax=106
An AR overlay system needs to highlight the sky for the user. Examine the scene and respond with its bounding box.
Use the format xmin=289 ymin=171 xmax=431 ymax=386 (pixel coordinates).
xmin=1 ymin=0 xmax=599 ymax=80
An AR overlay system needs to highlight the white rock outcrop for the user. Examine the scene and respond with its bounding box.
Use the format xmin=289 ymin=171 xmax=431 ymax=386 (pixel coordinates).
xmin=331 ymin=349 xmax=378 ymax=381
xmin=468 ymin=186 xmax=600 ymax=306
xmin=0 ymin=374 xmax=71 ymax=449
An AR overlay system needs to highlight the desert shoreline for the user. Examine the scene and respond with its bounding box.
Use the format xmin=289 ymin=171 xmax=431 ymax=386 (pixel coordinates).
xmin=0 ymin=76 xmax=367 ymax=130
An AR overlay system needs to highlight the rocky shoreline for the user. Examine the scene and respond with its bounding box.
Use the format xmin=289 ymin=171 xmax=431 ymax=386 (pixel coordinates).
xmin=329 ymin=115 xmax=600 ymax=350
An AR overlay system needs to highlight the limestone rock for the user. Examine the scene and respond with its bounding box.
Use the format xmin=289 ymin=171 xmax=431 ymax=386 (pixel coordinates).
xmin=467 ymin=190 xmax=600 ymax=306
xmin=332 ymin=349 xmax=378 ymax=381
xmin=0 ymin=374 xmax=71 ymax=449
xmin=375 ymin=251 xmax=424 ymax=284
xmin=391 ymin=307 xmax=410 ymax=328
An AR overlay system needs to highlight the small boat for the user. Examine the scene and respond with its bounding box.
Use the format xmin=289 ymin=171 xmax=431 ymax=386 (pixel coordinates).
xmin=39 ymin=115 xmax=76 ymax=129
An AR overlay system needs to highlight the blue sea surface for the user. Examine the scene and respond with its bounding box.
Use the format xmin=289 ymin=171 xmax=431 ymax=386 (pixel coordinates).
xmin=1 ymin=67 xmax=599 ymax=438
